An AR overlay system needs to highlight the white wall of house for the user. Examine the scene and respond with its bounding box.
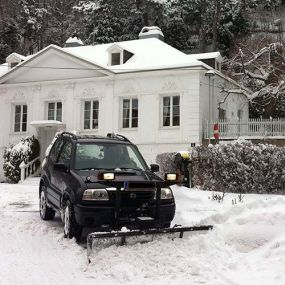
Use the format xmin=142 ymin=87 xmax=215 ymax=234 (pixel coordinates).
xmin=0 ymin=68 xmax=204 ymax=180
xmin=0 ymin=49 xmax=248 ymax=181
xmin=213 ymin=75 xmax=249 ymax=122
xmin=199 ymin=71 xmax=249 ymax=123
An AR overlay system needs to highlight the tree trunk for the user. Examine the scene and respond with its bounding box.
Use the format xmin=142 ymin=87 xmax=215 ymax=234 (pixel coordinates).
xmin=135 ymin=0 xmax=149 ymax=26
xmin=212 ymin=0 xmax=221 ymax=51
xmin=199 ymin=0 xmax=207 ymax=52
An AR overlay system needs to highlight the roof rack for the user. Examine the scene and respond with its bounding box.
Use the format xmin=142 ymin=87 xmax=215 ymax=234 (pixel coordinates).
xmin=60 ymin=131 xmax=77 ymax=140
xmin=106 ymin=133 xmax=131 ymax=143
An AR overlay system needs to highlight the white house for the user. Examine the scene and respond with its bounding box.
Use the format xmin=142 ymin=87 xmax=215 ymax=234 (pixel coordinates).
xmin=0 ymin=27 xmax=248 ymax=180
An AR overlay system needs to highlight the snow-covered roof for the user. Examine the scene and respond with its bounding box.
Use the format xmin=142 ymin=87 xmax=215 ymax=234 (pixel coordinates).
xmin=30 ymin=120 xmax=65 ymax=128
xmin=0 ymin=63 xmax=8 ymax=76
xmin=6 ymin=52 xmax=26 ymax=62
xmin=0 ymin=38 xmax=218 ymax=80
xmin=63 ymin=38 xmax=204 ymax=73
xmin=187 ymin=52 xmax=222 ymax=62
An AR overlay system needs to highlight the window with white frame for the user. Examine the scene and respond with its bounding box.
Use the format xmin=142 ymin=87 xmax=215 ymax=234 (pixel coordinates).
xmin=122 ymin=98 xmax=138 ymax=128
xmin=162 ymin=95 xmax=180 ymax=127
xmin=14 ymin=104 xmax=28 ymax=132
xmin=111 ymin=52 xmax=121 ymax=65
xmin=48 ymin=102 xmax=62 ymax=121
xmin=83 ymin=100 xmax=99 ymax=130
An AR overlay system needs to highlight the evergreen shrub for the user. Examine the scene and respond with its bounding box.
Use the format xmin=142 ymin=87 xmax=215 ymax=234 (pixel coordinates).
xmin=3 ymin=136 xmax=40 ymax=183
xmin=156 ymin=141 xmax=285 ymax=194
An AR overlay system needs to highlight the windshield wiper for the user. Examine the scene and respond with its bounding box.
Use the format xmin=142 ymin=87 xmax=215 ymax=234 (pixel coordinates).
xmin=118 ymin=167 xmax=143 ymax=172
xmin=77 ymin=167 xmax=115 ymax=171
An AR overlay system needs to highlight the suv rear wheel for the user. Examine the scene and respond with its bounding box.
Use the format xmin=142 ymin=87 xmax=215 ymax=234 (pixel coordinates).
xmin=63 ymin=200 xmax=82 ymax=241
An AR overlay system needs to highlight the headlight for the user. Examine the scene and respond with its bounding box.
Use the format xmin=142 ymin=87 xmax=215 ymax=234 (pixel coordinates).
xmin=82 ymin=189 xmax=109 ymax=201
xmin=154 ymin=188 xmax=173 ymax=200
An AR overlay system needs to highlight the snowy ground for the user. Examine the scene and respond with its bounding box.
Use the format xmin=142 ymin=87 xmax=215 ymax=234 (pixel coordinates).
xmin=0 ymin=178 xmax=285 ymax=285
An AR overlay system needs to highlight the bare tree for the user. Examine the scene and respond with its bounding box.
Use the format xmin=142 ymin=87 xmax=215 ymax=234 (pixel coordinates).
xmin=223 ymin=38 xmax=285 ymax=118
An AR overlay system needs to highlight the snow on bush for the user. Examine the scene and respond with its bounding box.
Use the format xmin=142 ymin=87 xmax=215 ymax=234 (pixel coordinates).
xmin=192 ymin=141 xmax=285 ymax=194
xmin=3 ymin=136 xmax=40 ymax=183
xmin=156 ymin=152 xmax=176 ymax=178
xmin=156 ymin=141 xmax=285 ymax=194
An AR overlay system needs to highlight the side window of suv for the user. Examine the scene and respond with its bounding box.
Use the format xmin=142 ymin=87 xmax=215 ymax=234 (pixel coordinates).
xmin=57 ymin=141 xmax=73 ymax=165
xmin=49 ymin=139 xmax=64 ymax=163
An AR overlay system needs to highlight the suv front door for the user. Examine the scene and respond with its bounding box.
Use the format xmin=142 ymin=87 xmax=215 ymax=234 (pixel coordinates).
xmin=52 ymin=140 xmax=73 ymax=208
xmin=46 ymin=138 xmax=64 ymax=207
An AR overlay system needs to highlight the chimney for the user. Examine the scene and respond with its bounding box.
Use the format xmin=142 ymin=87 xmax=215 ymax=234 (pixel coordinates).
xmin=64 ymin=34 xmax=84 ymax=48
xmin=139 ymin=26 xmax=164 ymax=41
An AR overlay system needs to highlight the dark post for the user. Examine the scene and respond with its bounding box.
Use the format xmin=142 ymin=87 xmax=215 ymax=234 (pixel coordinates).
xmin=155 ymin=183 xmax=161 ymax=227
xmin=114 ymin=185 xmax=122 ymax=230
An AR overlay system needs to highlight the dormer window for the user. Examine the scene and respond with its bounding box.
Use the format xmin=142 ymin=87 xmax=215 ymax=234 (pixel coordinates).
xmin=10 ymin=62 xmax=19 ymax=68
xmin=111 ymin=52 xmax=121 ymax=65
xmin=108 ymin=44 xmax=134 ymax=66
xmin=6 ymin=53 xmax=26 ymax=69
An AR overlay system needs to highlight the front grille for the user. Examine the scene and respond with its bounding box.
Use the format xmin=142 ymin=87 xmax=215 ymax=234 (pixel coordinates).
xmin=109 ymin=190 xmax=154 ymax=207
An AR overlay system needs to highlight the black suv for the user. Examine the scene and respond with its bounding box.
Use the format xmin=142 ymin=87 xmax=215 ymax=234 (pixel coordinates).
xmin=39 ymin=132 xmax=175 ymax=240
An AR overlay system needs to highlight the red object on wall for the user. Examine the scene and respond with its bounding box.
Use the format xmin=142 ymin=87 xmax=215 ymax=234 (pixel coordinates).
xmin=213 ymin=123 xmax=219 ymax=140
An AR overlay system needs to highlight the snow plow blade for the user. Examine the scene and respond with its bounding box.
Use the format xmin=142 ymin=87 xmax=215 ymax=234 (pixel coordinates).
xmin=87 ymin=225 xmax=213 ymax=260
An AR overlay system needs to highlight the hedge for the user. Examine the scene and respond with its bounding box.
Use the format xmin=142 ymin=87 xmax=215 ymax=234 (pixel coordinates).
xmin=156 ymin=141 xmax=285 ymax=194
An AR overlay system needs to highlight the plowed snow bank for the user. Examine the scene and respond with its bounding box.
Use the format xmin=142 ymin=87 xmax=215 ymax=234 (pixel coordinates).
xmin=0 ymin=179 xmax=285 ymax=285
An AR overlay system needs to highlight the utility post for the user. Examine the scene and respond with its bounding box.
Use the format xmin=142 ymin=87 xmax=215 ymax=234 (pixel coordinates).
xmin=205 ymin=70 xmax=215 ymax=144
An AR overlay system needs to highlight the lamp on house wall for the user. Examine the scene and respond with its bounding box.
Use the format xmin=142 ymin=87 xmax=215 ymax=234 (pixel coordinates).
xmin=205 ymin=70 xmax=215 ymax=142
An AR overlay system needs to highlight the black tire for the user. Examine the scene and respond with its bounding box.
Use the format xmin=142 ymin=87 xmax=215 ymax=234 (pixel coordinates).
xmin=163 ymin=223 xmax=171 ymax=228
xmin=39 ymin=186 xmax=56 ymax=220
xmin=63 ymin=200 xmax=82 ymax=241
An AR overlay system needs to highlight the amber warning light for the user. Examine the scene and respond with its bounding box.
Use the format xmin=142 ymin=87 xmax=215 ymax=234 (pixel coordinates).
xmin=165 ymin=173 xmax=177 ymax=181
xmin=98 ymin=172 xmax=115 ymax=180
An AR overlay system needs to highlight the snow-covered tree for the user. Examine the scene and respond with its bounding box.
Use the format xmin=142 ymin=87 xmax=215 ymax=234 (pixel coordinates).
xmin=163 ymin=0 xmax=253 ymax=53
xmin=73 ymin=0 xmax=165 ymax=45
xmin=18 ymin=0 xmax=49 ymax=54
xmin=223 ymin=37 xmax=285 ymax=118
xmin=0 ymin=18 xmax=21 ymax=62
xmin=3 ymin=136 xmax=40 ymax=183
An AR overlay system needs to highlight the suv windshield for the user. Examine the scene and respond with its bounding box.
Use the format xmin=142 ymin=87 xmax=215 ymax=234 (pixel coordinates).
xmin=75 ymin=142 xmax=148 ymax=171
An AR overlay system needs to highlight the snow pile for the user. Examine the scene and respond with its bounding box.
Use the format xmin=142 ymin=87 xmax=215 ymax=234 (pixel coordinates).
xmin=205 ymin=197 xmax=285 ymax=253
xmin=87 ymin=186 xmax=285 ymax=284
xmin=0 ymin=179 xmax=285 ymax=285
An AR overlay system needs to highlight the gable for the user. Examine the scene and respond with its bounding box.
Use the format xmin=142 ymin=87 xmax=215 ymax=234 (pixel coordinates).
xmin=0 ymin=46 xmax=112 ymax=84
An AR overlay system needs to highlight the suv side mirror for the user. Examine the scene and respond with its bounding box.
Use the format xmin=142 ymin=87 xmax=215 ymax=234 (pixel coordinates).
xmin=150 ymin=164 xmax=159 ymax=172
xmin=54 ymin=162 xmax=68 ymax=172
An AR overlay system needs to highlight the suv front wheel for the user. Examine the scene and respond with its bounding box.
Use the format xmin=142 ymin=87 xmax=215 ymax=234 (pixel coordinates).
xmin=63 ymin=200 xmax=82 ymax=241
xmin=39 ymin=186 xmax=55 ymax=220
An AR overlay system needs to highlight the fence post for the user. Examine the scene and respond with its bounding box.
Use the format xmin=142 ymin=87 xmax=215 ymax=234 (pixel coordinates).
xmin=19 ymin=161 xmax=26 ymax=182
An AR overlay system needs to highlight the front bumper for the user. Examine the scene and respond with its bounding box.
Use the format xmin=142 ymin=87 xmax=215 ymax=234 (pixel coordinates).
xmin=74 ymin=202 xmax=175 ymax=228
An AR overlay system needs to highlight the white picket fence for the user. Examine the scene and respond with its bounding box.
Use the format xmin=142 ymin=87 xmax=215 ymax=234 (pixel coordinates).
xmin=204 ymin=118 xmax=285 ymax=139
